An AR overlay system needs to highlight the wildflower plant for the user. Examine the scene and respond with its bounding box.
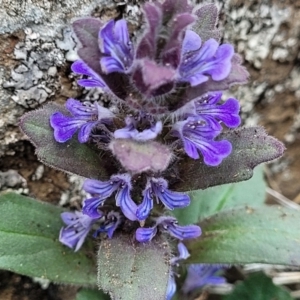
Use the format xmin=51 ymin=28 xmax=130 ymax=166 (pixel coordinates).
xmin=2 ymin=0 xmax=300 ymax=299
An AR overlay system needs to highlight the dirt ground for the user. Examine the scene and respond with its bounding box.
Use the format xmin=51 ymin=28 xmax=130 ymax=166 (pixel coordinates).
xmin=1 ymin=0 xmax=300 ymax=299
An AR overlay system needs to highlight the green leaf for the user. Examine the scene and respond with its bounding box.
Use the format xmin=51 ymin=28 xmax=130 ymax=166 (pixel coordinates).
xmin=98 ymin=234 xmax=171 ymax=300
xmin=185 ymin=206 xmax=300 ymax=266
xmin=175 ymin=127 xmax=284 ymax=191
xmin=224 ymin=272 xmax=293 ymax=300
xmin=20 ymin=103 xmax=110 ymax=180
xmin=0 ymin=192 xmax=97 ymax=285
xmin=76 ymin=288 xmax=110 ymax=300
xmin=173 ymin=165 xmax=266 ymax=225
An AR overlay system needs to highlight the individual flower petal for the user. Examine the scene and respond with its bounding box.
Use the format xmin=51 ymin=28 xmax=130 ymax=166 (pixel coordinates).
xmin=179 ymin=35 xmax=234 ymax=86
xmin=59 ymin=211 xmax=96 ymax=252
xmin=166 ymin=274 xmax=177 ymax=300
xmin=82 ymin=178 xmax=123 ymax=218
xmin=194 ymin=93 xmax=241 ymax=128
xmin=135 ymin=226 xmax=158 ymax=243
xmin=82 ymin=197 xmax=106 ymax=219
xmin=182 ymin=264 xmax=227 ymax=294
xmin=176 ymin=242 xmax=190 ymax=260
xmin=136 ymin=183 xmax=154 ymax=220
xmin=150 ymin=177 xmax=190 ymax=210
xmin=115 ymin=182 xmax=138 ymax=221
xmin=71 ymin=60 xmax=106 ymax=88
xmin=196 ymin=139 xmax=232 ymax=166
xmin=181 ymin=30 xmax=202 ymax=54
xmin=172 ymin=117 xmax=232 ymax=166
xmin=99 ymin=19 xmax=133 ymax=73
xmin=158 ymin=217 xmax=201 ymax=240
xmin=170 ymin=242 xmax=190 ymax=265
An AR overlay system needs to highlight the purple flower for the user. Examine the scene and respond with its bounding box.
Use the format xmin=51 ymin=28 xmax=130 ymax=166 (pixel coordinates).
xmin=167 ymin=243 xmax=191 ymax=299
xmin=171 ymin=242 xmax=190 ymax=265
xmin=71 ymin=60 xmax=107 ymax=88
xmin=99 ymin=19 xmax=134 ymax=74
xmin=159 ymin=216 xmax=201 ymax=240
xmin=136 ymin=177 xmax=190 ymax=220
xmin=135 ymin=226 xmax=158 ymax=243
xmin=94 ymin=211 xmax=122 ymax=239
xmin=114 ymin=114 xmax=162 ymax=141
xmin=50 ymin=98 xmax=114 ymax=143
xmin=135 ymin=216 xmax=201 ymax=243
xmin=193 ymin=93 xmax=241 ymax=129
xmin=59 ymin=211 xmax=96 ymax=252
xmin=166 ymin=274 xmax=177 ymax=300
xmin=83 ymin=174 xmax=138 ymax=221
xmin=172 ymin=116 xmax=232 ymax=166
xmin=179 ymin=30 xmax=234 ymax=86
xmin=182 ymin=264 xmax=227 ymax=294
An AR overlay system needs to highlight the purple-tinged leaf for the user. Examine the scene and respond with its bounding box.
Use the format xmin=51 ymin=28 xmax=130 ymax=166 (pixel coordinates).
xmin=193 ymin=4 xmax=221 ymax=43
xmin=185 ymin=206 xmax=300 ymax=266
xmin=171 ymin=126 xmax=285 ymax=192
xmin=132 ymin=59 xmax=176 ymax=96
xmin=98 ymin=234 xmax=171 ymax=299
xmin=72 ymin=18 xmax=103 ymax=75
xmin=109 ymin=139 xmax=173 ymax=175
xmin=136 ymin=3 xmax=162 ymax=59
xmin=173 ymin=54 xmax=249 ymax=111
xmin=20 ymin=103 xmax=111 ymax=180
xmin=162 ymin=13 xmax=196 ymax=68
xmin=162 ymin=0 xmax=192 ymax=22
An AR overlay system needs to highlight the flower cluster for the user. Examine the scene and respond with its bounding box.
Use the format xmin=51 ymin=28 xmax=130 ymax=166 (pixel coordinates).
xmin=54 ymin=0 xmax=247 ymax=257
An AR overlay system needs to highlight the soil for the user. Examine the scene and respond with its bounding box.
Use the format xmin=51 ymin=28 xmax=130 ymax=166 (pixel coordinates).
xmin=1 ymin=0 xmax=300 ymax=300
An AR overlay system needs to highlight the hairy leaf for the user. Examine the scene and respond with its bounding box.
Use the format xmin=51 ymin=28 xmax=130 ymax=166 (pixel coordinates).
xmin=76 ymin=288 xmax=110 ymax=300
xmin=98 ymin=234 xmax=171 ymax=300
xmin=172 ymin=165 xmax=266 ymax=225
xmin=162 ymin=13 xmax=195 ymax=68
xmin=162 ymin=0 xmax=192 ymax=22
xmin=185 ymin=206 xmax=300 ymax=266
xmin=173 ymin=126 xmax=284 ymax=191
xmin=20 ymin=103 xmax=110 ymax=180
xmin=132 ymin=59 xmax=176 ymax=96
xmin=73 ymin=18 xmax=103 ymax=75
xmin=136 ymin=3 xmax=162 ymax=59
xmin=193 ymin=4 xmax=221 ymax=42
xmin=109 ymin=138 xmax=172 ymax=174
xmin=0 ymin=192 xmax=96 ymax=285
xmin=224 ymin=272 xmax=293 ymax=300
